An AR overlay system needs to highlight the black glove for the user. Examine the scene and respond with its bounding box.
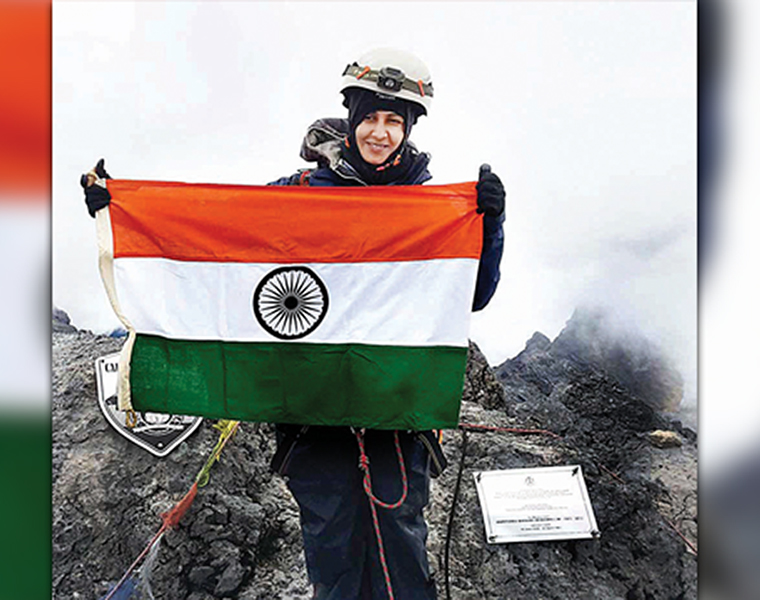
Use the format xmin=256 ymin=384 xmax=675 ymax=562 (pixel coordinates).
xmin=80 ymin=158 xmax=112 ymax=218
xmin=476 ymin=164 xmax=505 ymax=217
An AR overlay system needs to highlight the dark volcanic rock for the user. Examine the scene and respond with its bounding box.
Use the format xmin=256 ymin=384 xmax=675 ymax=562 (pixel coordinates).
xmin=431 ymin=381 xmax=696 ymax=600
xmin=53 ymin=306 xmax=78 ymax=333
xmin=443 ymin=307 xmax=695 ymax=599
xmin=497 ymin=307 xmax=685 ymax=414
xmin=550 ymin=306 xmax=684 ymax=411
xmin=52 ymin=331 xmax=311 ymax=600
xmin=53 ymin=318 xmax=696 ymax=599
xmin=463 ymin=341 xmax=507 ymax=410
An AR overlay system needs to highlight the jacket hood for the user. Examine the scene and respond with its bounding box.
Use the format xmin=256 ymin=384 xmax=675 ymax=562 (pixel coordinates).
xmin=299 ymin=118 xmax=349 ymax=169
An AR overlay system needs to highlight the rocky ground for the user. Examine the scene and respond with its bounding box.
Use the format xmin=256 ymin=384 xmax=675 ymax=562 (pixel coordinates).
xmin=52 ymin=308 xmax=697 ymax=599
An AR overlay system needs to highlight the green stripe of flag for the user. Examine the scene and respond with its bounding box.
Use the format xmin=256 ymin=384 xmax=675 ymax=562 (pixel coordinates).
xmin=130 ymin=335 xmax=467 ymax=430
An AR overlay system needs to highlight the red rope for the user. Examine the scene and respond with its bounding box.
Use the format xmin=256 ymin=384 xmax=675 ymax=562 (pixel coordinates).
xmin=355 ymin=429 xmax=408 ymax=600
xmin=103 ymin=482 xmax=199 ymax=600
xmin=160 ymin=481 xmax=198 ymax=529
xmin=458 ymin=422 xmax=562 ymax=439
xmin=662 ymin=515 xmax=698 ymax=556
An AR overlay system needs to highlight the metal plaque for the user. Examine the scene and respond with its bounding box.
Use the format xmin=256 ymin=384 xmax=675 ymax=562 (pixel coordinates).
xmin=95 ymin=352 xmax=203 ymax=457
xmin=473 ymin=465 xmax=600 ymax=544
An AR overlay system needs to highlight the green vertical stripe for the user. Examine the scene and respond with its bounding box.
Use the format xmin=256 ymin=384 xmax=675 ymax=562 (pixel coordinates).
xmin=0 ymin=414 xmax=50 ymax=600
xmin=130 ymin=335 xmax=467 ymax=430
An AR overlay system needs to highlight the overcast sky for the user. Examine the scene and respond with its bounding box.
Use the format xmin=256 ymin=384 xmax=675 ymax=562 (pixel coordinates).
xmin=52 ymin=2 xmax=696 ymax=413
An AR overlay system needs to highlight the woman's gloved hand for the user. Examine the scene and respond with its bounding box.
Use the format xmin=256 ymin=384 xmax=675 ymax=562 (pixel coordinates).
xmin=80 ymin=158 xmax=112 ymax=218
xmin=476 ymin=164 xmax=505 ymax=217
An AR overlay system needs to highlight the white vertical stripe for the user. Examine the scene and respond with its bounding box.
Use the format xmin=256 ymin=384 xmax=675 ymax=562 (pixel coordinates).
xmin=0 ymin=202 xmax=48 ymax=409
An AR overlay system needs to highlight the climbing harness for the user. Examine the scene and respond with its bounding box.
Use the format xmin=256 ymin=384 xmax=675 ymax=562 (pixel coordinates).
xmin=416 ymin=429 xmax=447 ymax=477
xmin=354 ymin=428 xmax=408 ymax=600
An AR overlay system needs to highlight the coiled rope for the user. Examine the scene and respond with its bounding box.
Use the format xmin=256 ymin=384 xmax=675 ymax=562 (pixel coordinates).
xmin=355 ymin=429 xmax=408 ymax=600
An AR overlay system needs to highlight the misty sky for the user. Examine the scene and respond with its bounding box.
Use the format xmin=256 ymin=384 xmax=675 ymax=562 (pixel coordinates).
xmin=52 ymin=2 xmax=696 ymax=409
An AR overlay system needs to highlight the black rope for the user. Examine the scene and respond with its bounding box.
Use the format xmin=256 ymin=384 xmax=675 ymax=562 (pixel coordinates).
xmin=440 ymin=424 xmax=559 ymax=597
xmin=443 ymin=428 xmax=468 ymax=600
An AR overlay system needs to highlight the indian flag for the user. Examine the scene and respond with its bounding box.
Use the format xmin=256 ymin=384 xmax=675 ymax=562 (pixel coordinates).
xmin=97 ymin=179 xmax=483 ymax=430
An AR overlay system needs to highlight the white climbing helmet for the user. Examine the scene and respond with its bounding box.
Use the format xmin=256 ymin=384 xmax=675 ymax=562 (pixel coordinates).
xmin=340 ymin=47 xmax=434 ymax=115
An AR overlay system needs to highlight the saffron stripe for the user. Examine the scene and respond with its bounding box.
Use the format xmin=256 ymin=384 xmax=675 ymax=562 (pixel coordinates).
xmin=130 ymin=335 xmax=467 ymax=431
xmin=107 ymin=179 xmax=482 ymax=263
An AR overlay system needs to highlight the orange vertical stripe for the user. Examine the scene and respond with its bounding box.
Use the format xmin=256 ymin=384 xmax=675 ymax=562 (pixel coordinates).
xmin=108 ymin=180 xmax=482 ymax=263
xmin=0 ymin=1 xmax=51 ymax=198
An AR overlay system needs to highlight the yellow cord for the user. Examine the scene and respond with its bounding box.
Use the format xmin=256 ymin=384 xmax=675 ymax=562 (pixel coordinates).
xmin=195 ymin=420 xmax=240 ymax=487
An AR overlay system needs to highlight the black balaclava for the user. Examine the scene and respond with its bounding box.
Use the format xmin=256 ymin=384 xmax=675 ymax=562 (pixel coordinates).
xmin=342 ymin=87 xmax=424 ymax=185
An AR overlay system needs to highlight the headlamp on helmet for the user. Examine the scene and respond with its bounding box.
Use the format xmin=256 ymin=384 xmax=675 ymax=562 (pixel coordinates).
xmin=377 ymin=66 xmax=405 ymax=93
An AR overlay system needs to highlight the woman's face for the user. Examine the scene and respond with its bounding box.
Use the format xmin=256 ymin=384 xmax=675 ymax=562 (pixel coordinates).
xmin=354 ymin=110 xmax=405 ymax=165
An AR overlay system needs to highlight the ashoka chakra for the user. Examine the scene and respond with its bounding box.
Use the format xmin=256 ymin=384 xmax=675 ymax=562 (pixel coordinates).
xmin=253 ymin=266 xmax=329 ymax=340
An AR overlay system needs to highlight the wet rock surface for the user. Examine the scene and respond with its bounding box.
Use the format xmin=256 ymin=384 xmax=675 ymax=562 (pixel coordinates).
xmin=53 ymin=308 xmax=696 ymax=599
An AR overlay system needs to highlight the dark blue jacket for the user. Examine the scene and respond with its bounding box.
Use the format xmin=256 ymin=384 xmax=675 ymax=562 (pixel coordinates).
xmin=269 ymin=118 xmax=504 ymax=311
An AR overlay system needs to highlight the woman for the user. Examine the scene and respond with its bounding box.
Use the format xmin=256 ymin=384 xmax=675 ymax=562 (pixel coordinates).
xmin=268 ymin=48 xmax=505 ymax=600
xmin=81 ymin=47 xmax=505 ymax=600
